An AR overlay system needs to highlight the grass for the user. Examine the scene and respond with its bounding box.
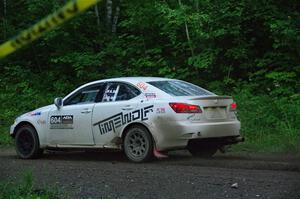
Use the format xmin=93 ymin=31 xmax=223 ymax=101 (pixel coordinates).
xmin=231 ymin=89 xmax=300 ymax=154
xmin=231 ymin=129 xmax=300 ymax=153
xmin=0 ymin=172 xmax=114 ymax=199
xmin=0 ymin=172 xmax=64 ymax=199
xmin=0 ymin=126 xmax=12 ymax=146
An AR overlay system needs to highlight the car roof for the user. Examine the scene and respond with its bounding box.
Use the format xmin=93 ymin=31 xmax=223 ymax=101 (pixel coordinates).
xmin=86 ymin=77 xmax=175 ymax=86
xmin=63 ymin=77 xmax=174 ymax=100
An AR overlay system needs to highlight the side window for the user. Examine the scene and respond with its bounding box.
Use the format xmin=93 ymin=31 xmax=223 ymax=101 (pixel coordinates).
xmin=102 ymin=83 xmax=141 ymax=102
xmin=102 ymin=84 xmax=119 ymax=102
xmin=64 ymin=84 xmax=105 ymax=106
xmin=116 ymin=84 xmax=141 ymax=101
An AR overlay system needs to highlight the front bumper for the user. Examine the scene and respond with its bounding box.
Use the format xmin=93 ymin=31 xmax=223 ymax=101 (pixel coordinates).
xmin=152 ymin=119 xmax=241 ymax=151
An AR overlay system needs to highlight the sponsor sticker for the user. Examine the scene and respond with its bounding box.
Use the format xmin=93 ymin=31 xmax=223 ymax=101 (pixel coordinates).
xmin=50 ymin=115 xmax=74 ymax=129
xmin=93 ymin=105 xmax=154 ymax=135
xmin=103 ymin=88 xmax=118 ymax=102
xmin=156 ymin=108 xmax=166 ymax=114
xmin=145 ymin=93 xmax=156 ymax=99
xmin=137 ymin=82 xmax=148 ymax=91
xmin=28 ymin=112 xmax=41 ymax=116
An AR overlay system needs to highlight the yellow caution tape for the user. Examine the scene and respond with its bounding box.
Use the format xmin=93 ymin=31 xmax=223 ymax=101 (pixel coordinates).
xmin=0 ymin=0 xmax=101 ymax=59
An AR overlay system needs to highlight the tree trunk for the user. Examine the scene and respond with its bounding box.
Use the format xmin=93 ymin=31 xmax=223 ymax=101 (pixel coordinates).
xmin=3 ymin=0 xmax=6 ymax=17
xmin=195 ymin=0 xmax=199 ymax=12
xmin=3 ymin=0 xmax=7 ymax=39
xmin=178 ymin=0 xmax=194 ymax=57
xmin=106 ymin=0 xmax=113 ymax=31
xmin=112 ymin=0 xmax=121 ymax=33
xmin=94 ymin=4 xmax=101 ymax=27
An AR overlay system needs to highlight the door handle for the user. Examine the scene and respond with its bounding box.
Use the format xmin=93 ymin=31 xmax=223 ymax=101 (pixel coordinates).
xmin=81 ymin=109 xmax=92 ymax=114
xmin=121 ymin=105 xmax=133 ymax=110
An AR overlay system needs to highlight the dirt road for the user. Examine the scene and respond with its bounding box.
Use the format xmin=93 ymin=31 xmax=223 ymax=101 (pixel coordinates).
xmin=1 ymin=148 xmax=300 ymax=199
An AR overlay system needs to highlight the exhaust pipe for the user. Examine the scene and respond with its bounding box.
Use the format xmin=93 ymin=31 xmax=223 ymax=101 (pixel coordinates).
xmin=234 ymin=136 xmax=245 ymax=143
xmin=219 ymin=136 xmax=245 ymax=153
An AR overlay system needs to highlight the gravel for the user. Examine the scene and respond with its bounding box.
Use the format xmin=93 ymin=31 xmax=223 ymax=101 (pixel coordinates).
xmin=1 ymin=148 xmax=299 ymax=199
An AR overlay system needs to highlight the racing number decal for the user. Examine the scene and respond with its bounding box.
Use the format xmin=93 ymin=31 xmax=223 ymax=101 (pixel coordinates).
xmin=50 ymin=116 xmax=61 ymax=124
xmin=50 ymin=115 xmax=74 ymax=129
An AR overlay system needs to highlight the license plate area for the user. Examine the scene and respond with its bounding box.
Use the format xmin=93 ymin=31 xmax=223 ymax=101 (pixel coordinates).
xmin=204 ymin=107 xmax=227 ymax=119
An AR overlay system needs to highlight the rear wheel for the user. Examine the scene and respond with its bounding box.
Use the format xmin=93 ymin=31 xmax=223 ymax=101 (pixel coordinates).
xmin=15 ymin=125 xmax=43 ymax=159
xmin=123 ymin=125 xmax=153 ymax=162
xmin=187 ymin=143 xmax=218 ymax=158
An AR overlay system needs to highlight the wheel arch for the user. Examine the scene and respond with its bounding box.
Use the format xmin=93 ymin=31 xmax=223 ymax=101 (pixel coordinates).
xmin=13 ymin=120 xmax=47 ymax=148
xmin=120 ymin=122 xmax=156 ymax=144
xmin=14 ymin=121 xmax=44 ymax=159
xmin=12 ymin=121 xmax=37 ymax=138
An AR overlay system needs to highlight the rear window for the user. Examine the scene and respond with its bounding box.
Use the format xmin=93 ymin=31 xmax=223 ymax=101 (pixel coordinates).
xmin=148 ymin=81 xmax=212 ymax=96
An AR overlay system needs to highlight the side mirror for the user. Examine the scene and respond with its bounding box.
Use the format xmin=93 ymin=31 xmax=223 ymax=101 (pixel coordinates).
xmin=54 ymin=97 xmax=63 ymax=109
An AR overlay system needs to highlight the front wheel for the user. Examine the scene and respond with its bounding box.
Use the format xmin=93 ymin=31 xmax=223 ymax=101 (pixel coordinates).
xmin=15 ymin=125 xmax=43 ymax=159
xmin=123 ymin=125 xmax=154 ymax=162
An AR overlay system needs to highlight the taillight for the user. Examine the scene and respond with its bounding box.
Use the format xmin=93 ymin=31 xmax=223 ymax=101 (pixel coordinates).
xmin=169 ymin=103 xmax=202 ymax=113
xmin=230 ymin=102 xmax=237 ymax=111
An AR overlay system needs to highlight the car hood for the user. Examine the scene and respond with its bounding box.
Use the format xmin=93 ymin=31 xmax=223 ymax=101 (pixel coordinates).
xmin=33 ymin=104 xmax=55 ymax=112
xmin=18 ymin=104 xmax=55 ymax=119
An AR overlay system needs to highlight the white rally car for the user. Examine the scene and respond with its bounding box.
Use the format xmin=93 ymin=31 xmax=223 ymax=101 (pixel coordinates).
xmin=10 ymin=77 xmax=243 ymax=162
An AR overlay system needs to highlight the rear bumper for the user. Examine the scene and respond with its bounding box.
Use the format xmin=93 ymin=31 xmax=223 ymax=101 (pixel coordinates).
xmin=152 ymin=119 xmax=241 ymax=151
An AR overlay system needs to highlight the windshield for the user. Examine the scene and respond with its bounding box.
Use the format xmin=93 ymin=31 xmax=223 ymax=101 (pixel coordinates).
xmin=147 ymin=80 xmax=213 ymax=96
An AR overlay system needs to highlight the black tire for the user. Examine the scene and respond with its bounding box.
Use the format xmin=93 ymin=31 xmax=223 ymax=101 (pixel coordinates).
xmin=123 ymin=125 xmax=154 ymax=163
xmin=15 ymin=125 xmax=43 ymax=159
xmin=187 ymin=144 xmax=218 ymax=158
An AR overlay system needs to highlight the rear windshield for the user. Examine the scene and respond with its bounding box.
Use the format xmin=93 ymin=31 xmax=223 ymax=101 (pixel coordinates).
xmin=148 ymin=81 xmax=213 ymax=96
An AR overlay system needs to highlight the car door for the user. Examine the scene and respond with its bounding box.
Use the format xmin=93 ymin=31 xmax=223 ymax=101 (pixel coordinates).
xmin=92 ymin=82 xmax=142 ymax=147
xmin=47 ymin=83 xmax=106 ymax=146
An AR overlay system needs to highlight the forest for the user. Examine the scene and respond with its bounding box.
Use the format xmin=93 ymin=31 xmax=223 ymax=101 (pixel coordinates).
xmin=0 ymin=0 xmax=299 ymax=152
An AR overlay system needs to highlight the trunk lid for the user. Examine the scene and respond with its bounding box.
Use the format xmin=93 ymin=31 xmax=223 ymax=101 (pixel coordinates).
xmin=188 ymin=95 xmax=234 ymax=121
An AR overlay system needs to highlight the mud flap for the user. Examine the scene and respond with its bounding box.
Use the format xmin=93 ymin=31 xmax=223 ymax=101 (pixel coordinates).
xmin=153 ymin=149 xmax=168 ymax=159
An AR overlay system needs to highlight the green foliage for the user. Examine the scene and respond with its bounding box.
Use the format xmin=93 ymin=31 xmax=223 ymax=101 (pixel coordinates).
xmin=231 ymin=87 xmax=300 ymax=152
xmin=0 ymin=172 xmax=64 ymax=199
xmin=0 ymin=0 xmax=299 ymax=152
